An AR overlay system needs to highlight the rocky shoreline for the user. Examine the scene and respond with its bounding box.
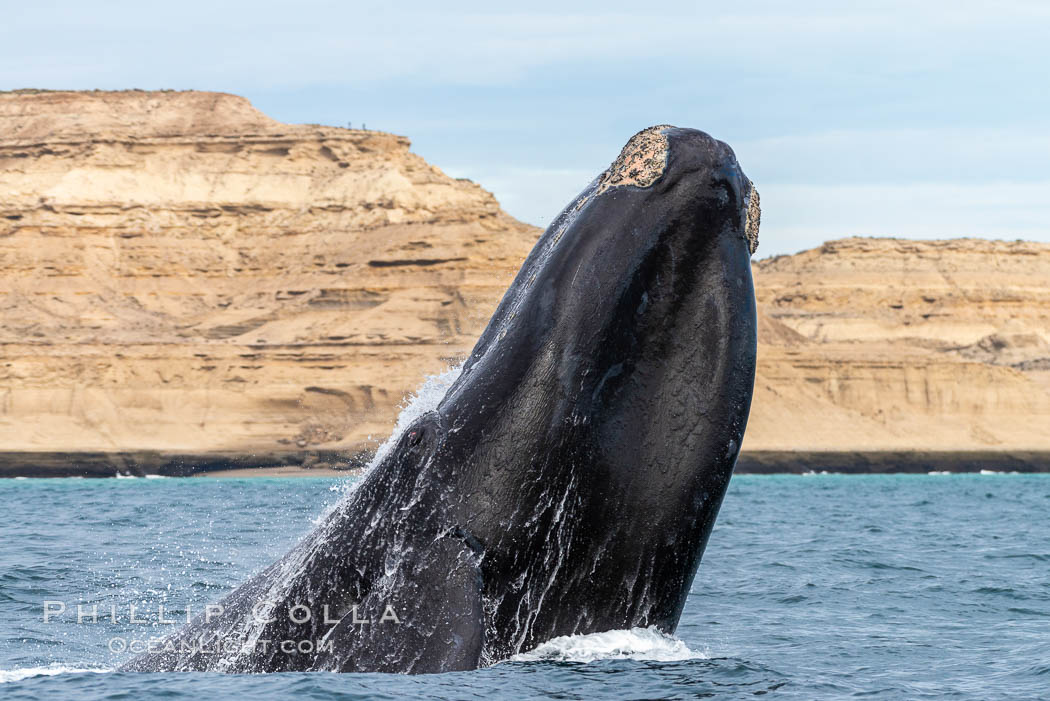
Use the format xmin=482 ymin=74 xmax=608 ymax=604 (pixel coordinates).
xmin=734 ymin=451 xmax=1050 ymax=475
xmin=2 ymin=451 xmax=1049 ymax=478
xmin=0 ymin=450 xmax=368 ymax=478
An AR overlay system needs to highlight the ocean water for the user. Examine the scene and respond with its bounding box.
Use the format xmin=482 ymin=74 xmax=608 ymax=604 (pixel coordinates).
xmin=0 ymin=473 xmax=1047 ymax=699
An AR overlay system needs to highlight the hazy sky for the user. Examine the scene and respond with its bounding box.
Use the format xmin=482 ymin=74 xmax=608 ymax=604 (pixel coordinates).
xmin=4 ymin=1 xmax=1048 ymax=256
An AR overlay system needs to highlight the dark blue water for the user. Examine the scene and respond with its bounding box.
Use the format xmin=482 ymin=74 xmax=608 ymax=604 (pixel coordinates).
xmin=1 ymin=473 xmax=1047 ymax=699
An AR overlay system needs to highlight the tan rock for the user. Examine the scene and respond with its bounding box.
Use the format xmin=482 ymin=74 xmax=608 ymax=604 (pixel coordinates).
xmin=748 ymin=237 xmax=1050 ymax=452
xmin=2 ymin=90 xmax=1047 ymax=470
xmin=0 ymin=89 xmax=538 ymax=457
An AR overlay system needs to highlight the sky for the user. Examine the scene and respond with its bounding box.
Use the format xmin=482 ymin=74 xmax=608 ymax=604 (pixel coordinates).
xmin=3 ymin=0 xmax=1048 ymax=257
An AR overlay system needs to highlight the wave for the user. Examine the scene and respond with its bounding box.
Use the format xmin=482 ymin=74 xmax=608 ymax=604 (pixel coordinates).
xmin=0 ymin=665 xmax=109 ymax=684
xmin=508 ymin=627 xmax=707 ymax=664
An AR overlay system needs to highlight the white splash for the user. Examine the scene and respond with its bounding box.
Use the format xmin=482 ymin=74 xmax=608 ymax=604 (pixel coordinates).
xmin=371 ymin=365 xmax=462 ymax=466
xmin=509 ymin=627 xmax=706 ymax=664
xmin=230 ymin=365 xmax=465 ymax=668
xmin=0 ymin=665 xmax=109 ymax=683
xmin=325 ymin=365 xmax=463 ymax=504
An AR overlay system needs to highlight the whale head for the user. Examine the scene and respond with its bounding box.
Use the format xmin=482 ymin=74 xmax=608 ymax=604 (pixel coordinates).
xmin=418 ymin=125 xmax=761 ymax=659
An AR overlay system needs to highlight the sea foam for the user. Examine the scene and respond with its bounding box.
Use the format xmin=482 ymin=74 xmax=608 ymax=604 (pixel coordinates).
xmin=508 ymin=627 xmax=706 ymax=664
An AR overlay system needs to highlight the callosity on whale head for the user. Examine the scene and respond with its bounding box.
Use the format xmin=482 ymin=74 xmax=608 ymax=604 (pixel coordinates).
xmin=120 ymin=125 xmax=759 ymax=674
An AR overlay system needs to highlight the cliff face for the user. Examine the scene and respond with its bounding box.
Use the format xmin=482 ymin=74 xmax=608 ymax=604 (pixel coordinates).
xmin=0 ymin=90 xmax=538 ymax=458
xmin=747 ymin=238 xmax=1050 ymax=452
xmin=2 ymin=90 xmax=1048 ymax=472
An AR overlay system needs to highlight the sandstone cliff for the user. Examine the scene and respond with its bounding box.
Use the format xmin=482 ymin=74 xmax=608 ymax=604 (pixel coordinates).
xmin=746 ymin=237 xmax=1050 ymax=457
xmin=0 ymin=89 xmax=537 ymax=470
xmin=2 ymin=90 xmax=1048 ymax=475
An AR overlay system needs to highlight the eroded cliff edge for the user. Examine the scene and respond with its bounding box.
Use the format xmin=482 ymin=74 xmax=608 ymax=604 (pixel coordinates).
xmin=744 ymin=237 xmax=1050 ymax=471
xmin=2 ymin=91 xmax=1048 ymax=475
xmin=0 ymin=89 xmax=538 ymax=473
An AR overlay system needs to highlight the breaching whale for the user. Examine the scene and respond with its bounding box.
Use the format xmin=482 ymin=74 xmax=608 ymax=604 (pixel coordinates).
xmin=122 ymin=125 xmax=760 ymax=674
